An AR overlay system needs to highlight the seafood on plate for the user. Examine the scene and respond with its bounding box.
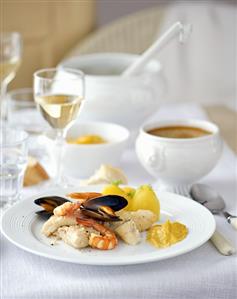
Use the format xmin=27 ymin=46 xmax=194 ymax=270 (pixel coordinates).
xmin=35 ymin=184 xmax=188 ymax=251
xmin=35 ymin=190 xmax=157 ymax=250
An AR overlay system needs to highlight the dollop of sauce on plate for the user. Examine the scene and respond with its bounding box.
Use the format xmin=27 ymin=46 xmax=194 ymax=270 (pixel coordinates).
xmin=147 ymin=220 xmax=188 ymax=248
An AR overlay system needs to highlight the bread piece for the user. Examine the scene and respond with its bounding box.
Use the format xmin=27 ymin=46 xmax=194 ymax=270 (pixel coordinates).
xmin=24 ymin=156 xmax=49 ymax=186
xmin=80 ymin=164 xmax=128 ymax=186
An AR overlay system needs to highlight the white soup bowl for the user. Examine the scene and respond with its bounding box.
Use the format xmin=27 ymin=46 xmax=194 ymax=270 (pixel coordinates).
xmin=43 ymin=121 xmax=129 ymax=178
xmin=135 ymin=119 xmax=223 ymax=189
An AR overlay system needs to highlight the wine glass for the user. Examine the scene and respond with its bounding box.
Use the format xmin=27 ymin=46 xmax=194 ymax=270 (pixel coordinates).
xmin=0 ymin=32 xmax=22 ymax=120
xmin=33 ymin=67 xmax=85 ymax=186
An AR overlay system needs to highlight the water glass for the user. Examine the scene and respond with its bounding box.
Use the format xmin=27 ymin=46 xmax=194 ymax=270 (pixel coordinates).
xmin=7 ymin=88 xmax=49 ymax=160
xmin=0 ymin=127 xmax=28 ymax=208
xmin=8 ymin=88 xmax=48 ymax=134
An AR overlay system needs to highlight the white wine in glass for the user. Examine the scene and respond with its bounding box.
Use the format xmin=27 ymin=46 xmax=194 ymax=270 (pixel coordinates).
xmin=35 ymin=94 xmax=83 ymax=129
xmin=0 ymin=32 xmax=22 ymax=120
xmin=34 ymin=68 xmax=85 ymax=186
xmin=0 ymin=56 xmax=21 ymax=84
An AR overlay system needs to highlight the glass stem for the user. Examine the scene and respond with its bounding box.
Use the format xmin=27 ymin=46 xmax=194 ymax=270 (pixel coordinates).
xmin=54 ymin=129 xmax=66 ymax=186
xmin=0 ymin=82 xmax=7 ymax=122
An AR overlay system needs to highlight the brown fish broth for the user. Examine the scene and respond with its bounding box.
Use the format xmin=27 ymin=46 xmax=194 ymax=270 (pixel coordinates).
xmin=147 ymin=126 xmax=212 ymax=139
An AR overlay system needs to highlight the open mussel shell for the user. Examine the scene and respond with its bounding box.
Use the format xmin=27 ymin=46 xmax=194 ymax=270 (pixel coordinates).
xmin=82 ymin=195 xmax=128 ymax=212
xmin=34 ymin=196 xmax=70 ymax=212
xmin=80 ymin=206 xmax=121 ymax=222
xmin=35 ymin=210 xmax=54 ymax=220
xmin=34 ymin=196 xmax=70 ymax=219
xmin=80 ymin=195 xmax=127 ymax=222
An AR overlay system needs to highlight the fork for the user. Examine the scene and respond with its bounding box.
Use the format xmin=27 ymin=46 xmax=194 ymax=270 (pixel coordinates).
xmin=173 ymin=185 xmax=190 ymax=197
xmin=173 ymin=185 xmax=236 ymax=256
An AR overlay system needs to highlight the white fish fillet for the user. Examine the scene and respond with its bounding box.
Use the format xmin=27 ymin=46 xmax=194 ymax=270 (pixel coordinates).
xmin=116 ymin=209 xmax=156 ymax=232
xmin=42 ymin=215 xmax=77 ymax=237
xmin=57 ymin=225 xmax=89 ymax=249
xmin=114 ymin=220 xmax=141 ymax=245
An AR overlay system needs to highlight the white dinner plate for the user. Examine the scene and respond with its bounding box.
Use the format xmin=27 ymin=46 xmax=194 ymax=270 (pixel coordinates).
xmin=1 ymin=186 xmax=215 ymax=266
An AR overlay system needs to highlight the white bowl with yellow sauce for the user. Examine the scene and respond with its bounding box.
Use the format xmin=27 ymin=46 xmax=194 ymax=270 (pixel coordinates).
xmin=44 ymin=121 xmax=129 ymax=178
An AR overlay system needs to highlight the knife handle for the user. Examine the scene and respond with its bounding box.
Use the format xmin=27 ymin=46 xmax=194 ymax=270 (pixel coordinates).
xmin=210 ymin=230 xmax=236 ymax=256
xmin=229 ymin=217 xmax=237 ymax=230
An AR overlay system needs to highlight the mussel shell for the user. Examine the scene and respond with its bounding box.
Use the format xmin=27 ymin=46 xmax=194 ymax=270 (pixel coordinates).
xmin=80 ymin=206 xmax=121 ymax=222
xmin=80 ymin=208 xmax=119 ymax=222
xmin=82 ymin=195 xmax=128 ymax=212
xmin=35 ymin=210 xmax=54 ymax=220
xmin=34 ymin=196 xmax=70 ymax=213
xmin=34 ymin=194 xmax=127 ymax=222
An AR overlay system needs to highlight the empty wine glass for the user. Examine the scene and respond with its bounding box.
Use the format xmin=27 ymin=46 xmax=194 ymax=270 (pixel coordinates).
xmin=33 ymin=67 xmax=85 ymax=186
xmin=0 ymin=32 xmax=22 ymax=121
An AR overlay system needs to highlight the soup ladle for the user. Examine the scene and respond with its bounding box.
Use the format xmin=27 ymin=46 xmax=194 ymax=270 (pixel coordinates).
xmin=122 ymin=21 xmax=192 ymax=77
xmin=190 ymin=184 xmax=237 ymax=230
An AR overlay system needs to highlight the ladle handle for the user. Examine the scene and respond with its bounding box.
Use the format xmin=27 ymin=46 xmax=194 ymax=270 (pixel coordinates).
xmin=122 ymin=21 xmax=191 ymax=77
xmin=210 ymin=230 xmax=236 ymax=256
xmin=229 ymin=217 xmax=237 ymax=230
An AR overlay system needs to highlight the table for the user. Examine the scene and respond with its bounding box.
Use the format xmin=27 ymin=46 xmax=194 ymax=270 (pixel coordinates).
xmin=1 ymin=103 xmax=237 ymax=299
xmin=205 ymin=105 xmax=237 ymax=154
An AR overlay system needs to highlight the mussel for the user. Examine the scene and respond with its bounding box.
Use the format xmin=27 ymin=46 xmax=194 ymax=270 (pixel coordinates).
xmin=80 ymin=195 xmax=128 ymax=221
xmin=34 ymin=193 xmax=128 ymax=221
xmin=34 ymin=196 xmax=70 ymax=219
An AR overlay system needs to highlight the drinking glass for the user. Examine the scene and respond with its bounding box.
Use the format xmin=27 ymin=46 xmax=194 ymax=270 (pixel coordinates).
xmin=33 ymin=68 xmax=85 ymax=186
xmin=8 ymin=88 xmax=49 ymax=160
xmin=0 ymin=127 xmax=28 ymax=209
xmin=0 ymin=32 xmax=22 ymax=120
xmin=8 ymin=88 xmax=48 ymax=134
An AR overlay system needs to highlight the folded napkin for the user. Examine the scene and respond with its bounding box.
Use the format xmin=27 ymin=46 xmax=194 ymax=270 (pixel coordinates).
xmin=1 ymin=103 xmax=236 ymax=299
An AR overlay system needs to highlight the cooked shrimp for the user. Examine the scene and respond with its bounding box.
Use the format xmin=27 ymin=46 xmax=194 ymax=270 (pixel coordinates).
xmin=67 ymin=192 xmax=102 ymax=202
xmin=54 ymin=202 xmax=81 ymax=217
xmin=76 ymin=218 xmax=118 ymax=250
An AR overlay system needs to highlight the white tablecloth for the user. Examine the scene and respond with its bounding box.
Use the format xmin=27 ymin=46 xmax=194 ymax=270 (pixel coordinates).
xmin=1 ymin=103 xmax=237 ymax=299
